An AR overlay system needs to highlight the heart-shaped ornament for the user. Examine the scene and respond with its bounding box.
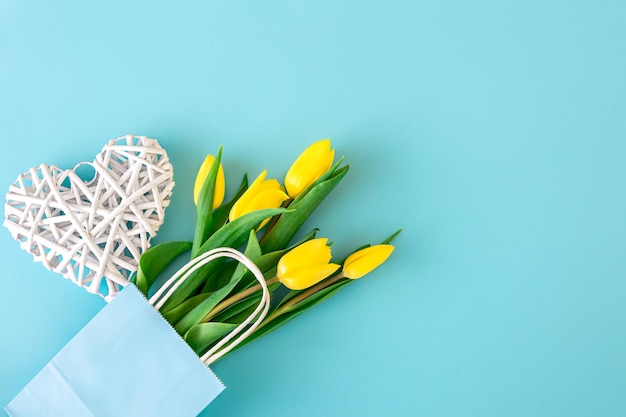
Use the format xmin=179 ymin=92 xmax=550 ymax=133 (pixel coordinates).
xmin=4 ymin=135 xmax=174 ymax=301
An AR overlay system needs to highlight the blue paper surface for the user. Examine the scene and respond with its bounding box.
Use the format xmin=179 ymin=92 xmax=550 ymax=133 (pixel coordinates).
xmin=5 ymin=285 xmax=224 ymax=417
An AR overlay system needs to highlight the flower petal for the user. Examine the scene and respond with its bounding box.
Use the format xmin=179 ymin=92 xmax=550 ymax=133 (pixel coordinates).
xmin=285 ymin=139 xmax=334 ymax=198
xmin=193 ymin=154 xmax=225 ymax=208
xmin=277 ymin=238 xmax=330 ymax=277
xmin=243 ymin=189 xmax=289 ymax=228
xmin=229 ymin=170 xmax=267 ymax=221
xmin=278 ymin=263 xmax=341 ymax=290
xmin=343 ymin=245 xmax=394 ymax=279
xmin=256 ymin=178 xmax=282 ymax=193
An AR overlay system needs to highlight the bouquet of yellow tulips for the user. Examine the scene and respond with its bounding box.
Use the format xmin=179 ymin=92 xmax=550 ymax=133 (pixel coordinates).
xmin=134 ymin=139 xmax=401 ymax=360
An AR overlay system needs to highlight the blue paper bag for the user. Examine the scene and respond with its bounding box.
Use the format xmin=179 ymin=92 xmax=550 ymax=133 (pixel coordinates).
xmin=5 ymin=247 xmax=271 ymax=417
xmin=5 ymin=284 xmax=225 ymax=417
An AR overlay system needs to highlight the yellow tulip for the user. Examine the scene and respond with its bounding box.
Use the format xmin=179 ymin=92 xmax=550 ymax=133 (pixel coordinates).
xmin=194 ymin=154 xmax=225 ymax=209
xmin=277 ymin=238 xmax=340 ymax=290
xmin=229 ymin=170 xmax=289 ymax=228
xmin=285 ymin=139 xmax=335 ymax=198
xmin=342 ymin=245 xmax=394 ymax=279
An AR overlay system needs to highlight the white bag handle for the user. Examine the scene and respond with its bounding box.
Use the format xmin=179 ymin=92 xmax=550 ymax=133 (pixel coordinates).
xmin=148 ymin=247 xmax=271 ymax=365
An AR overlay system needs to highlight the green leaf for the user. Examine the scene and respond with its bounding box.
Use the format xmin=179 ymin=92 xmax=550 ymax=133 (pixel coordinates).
xmin=212 ymin=229 xmax=262 ymax=290
xmin=228 ymin=282 xmax=282 ymax=323
xmin=230 ymin=279 xmax=352 ymax=355
xmin=135 ymin=241 xmax=192 ymax=295
xmin=383 ymin=228 xmax=403 ymax=244
xmin=260 ymin=165 xmax=349 ymax=252
xmin=184 ymin=322 xmax=238 ymax=356
xmin=242 ymin=229 xmax=262 ymax=260
xmin=207 ymin=174 xmax=248 ymax=237
xmin=162 ymin=207 xmax=290 ymax=311
xmin=174 ymin=280 xmax=239 ymax=335
xmin=162 ymin=293 xmax=211 ymax=326
xmin=191 ymin=147 xmax=223 ymax=257
xmin=276 ymin=287 xmax=303 ymax=307
xmin=231 ymin=253 xmax=281 ymax=293
xmin=201 ymin=260 xmax=238 ymax=293
xmin=284 ymin=279 xmax=351 ymax=312
xmin=173 ymin=231 xmax=265 ymax=335
xmin=198 ymin=207 xmax=290 ymax=256
xmin=211 ymin=293 xmax=262 ymax=323
xmin=295 ymin=227 xmax=320 ymax=244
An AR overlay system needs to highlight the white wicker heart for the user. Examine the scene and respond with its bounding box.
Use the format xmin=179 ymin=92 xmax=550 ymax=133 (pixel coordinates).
xmin=3 ymin=135 xmax=174 ymax=301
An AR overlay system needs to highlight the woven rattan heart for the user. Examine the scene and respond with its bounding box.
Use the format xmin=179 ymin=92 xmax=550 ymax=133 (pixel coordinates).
xmin=3 ymin=135 xmax=174 ymax=301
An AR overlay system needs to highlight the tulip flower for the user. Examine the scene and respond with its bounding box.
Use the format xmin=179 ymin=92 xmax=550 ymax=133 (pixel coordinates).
xmin=194 ymin=154 xmax=225 ymax=209
xmin=284 ymin=139 xmax=335 ymax=198
xmin=229 ymin=170 xmax=289 ymax=229
xmin=342 ymin=244 xmax=394 ymax=279
xmin=277 ymin=238 xmax=340 ymax=290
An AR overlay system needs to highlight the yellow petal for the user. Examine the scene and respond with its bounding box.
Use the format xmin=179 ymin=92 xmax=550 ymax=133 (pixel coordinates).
xmin=239 ymin=188 xmax=289 ymax=228
xmin=278 ymin=263 xmax=341 ymax=290
xmin=285 ymin=139 xmax=335 ymax=198
xmin=229 ymin=170 xmax=267 ymax=221
xmin=245 ymin=189 xmax=289 ymax=213
xmin=193 ymin=154 xmax=225 ymax=208
xmin=343 ymin=245 xmax=394 ymax=279
xmin=256 ymin=178 xmax=282 ymax=193
xmin=277 ymin=238 xmax=331 ymax=277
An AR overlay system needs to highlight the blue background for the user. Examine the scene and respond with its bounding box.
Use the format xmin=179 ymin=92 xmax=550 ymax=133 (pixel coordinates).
xmin=1 ymin=1 xmax=625 ymax=416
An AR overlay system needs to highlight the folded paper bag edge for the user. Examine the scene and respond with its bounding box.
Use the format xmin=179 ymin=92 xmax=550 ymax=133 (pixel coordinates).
xmin=6 ymin=284 xmax=225 ymax=417
xmin=5 ymin=361 xmax=96 ymax=417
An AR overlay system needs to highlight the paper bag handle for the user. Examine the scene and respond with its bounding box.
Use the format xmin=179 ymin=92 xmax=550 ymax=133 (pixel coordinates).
xmin=148 ymin=247 xmax=271 ymax=365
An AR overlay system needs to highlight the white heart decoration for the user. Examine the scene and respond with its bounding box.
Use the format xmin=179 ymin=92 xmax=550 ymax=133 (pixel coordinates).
xmin=3 ymin=135 xmax=174 ymax=301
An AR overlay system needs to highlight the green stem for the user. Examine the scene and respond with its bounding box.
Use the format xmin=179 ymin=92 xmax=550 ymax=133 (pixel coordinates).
xmin=259 ymin=198 xmax=294 ymax=244
xmin=255 ymin=272 xmax=346 ymax=332
xmin=202 ymin=276 xmax=279 ymax=322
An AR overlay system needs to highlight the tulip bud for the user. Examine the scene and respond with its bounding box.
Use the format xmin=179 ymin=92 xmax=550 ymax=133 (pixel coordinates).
xmin=194 ymin=154 xmax=225 ymax=209
xmin=277 ymin=238 xmax=340 ymax=290
xmin=284 ymin=139 xmax=335 ymax=198
xmin=229 ymin=170 xmax=289 ymax=229
xmin=342 ymin=245 xmax=394 ymax=279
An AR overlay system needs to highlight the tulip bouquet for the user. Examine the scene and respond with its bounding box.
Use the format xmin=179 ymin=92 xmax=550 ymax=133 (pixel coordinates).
xmin=4 ymin=137 xmax=401 ymax=417
xmin=134 ymin=139 xmax=400 ymax=360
